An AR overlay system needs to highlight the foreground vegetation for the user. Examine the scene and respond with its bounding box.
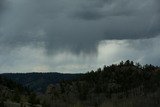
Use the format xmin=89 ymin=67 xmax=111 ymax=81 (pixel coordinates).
xmin=0 ymin=76 xmax=41 ymax=107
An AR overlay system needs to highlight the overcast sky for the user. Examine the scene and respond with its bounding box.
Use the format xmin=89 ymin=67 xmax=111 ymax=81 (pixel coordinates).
xmin=0 ymin=0 xmax=160 ymax=73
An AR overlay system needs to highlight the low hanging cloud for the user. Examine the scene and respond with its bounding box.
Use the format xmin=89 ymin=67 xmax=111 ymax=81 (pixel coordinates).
xmin=0 ymin=0 xmax=159 ymax=55
xmin=0 ymin=36 xmax=160 ymax=73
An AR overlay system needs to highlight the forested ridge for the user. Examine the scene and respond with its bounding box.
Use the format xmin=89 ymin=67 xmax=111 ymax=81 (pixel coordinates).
xmin=76 ymin=60 xmax=160 ymax=97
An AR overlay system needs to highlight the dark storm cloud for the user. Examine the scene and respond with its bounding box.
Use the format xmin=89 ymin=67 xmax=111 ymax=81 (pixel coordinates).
xmin=0 ymin=0 xmax=159 ymax=54
xmin=72 ymin=0 xmax=134 ymax=20
xmin=73 ymin=10 xmax=105 ymax=20
xmin=72 ymin=0 xmax=160 ymax=39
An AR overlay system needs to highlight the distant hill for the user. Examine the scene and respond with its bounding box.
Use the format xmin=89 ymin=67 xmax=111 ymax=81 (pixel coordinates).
xmin=1 ymin=72 xmax=82 ymax=93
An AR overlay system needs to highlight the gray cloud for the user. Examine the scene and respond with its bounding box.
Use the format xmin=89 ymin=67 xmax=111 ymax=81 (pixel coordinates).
xmin=0 ymin=0 xmax=159 ymax=55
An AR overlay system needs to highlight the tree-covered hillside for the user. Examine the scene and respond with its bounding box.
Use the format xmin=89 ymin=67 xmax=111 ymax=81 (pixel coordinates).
xmin=40 ymin=60 xmax=160 ymax=107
